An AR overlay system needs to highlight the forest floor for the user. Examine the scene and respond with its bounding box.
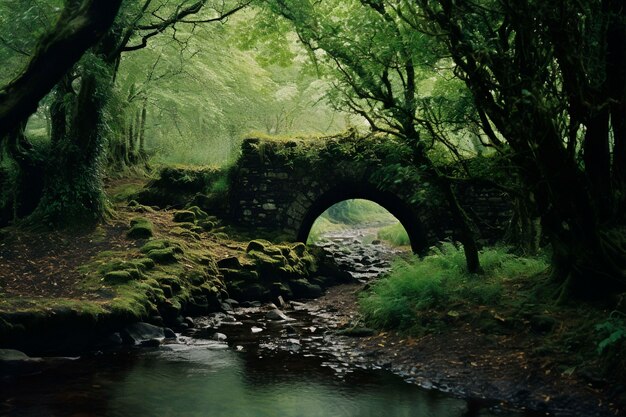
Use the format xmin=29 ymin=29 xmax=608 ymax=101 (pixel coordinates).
xmin=0 ymin=177 xmax=623 ymax=416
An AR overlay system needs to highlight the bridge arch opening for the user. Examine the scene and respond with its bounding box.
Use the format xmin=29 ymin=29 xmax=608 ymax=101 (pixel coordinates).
xmin=295 ymin=184 xmax=428 ymax=253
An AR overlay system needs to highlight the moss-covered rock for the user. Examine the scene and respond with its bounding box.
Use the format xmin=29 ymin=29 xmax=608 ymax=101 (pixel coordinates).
xmin=186 ymin=206 xmax=209 ymax=221
xmin=246 ymin=239 xmax=270 ymax=253
xmin=171 ymin=227 xmax=201 ymax=241
xmin=127 ymin=200 xmax=156 ymax=213
xmin=270 ymin=282 xmax=293 ymax=298
xmin=127 ymin=217 xmax=154 ymax=239
xmin=292 ymin=242 xmax=306 ymax=257
xmin=198 ymin=220 xmax=216 ymax=232
xmin=289 ymin=279 xmax=323 ymax=299
xmin=175 ymin=222 xmax=196 ymax=230
xmin=247 ymin=250 xmax=286 ymax=268
xmin=219 ymin=268 xmax=259 ymax=282
xmin=133 ymin=258 xmax=156 ymax=271
xmin=173 ymin=210 xmax=196 ymax=223
xmin=147 ymin=248 xmax=178 ymax=264
xmin=140 ymin=239 xmax=183 ymax=254
xmin=217 ymin=256 xmax=243 ymax=269
xmin=104 ymin=271 xmax=134 ymax=283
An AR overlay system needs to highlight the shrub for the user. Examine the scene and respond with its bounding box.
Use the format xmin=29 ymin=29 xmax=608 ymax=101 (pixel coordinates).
xmin=359 ymin=243 xmax=548 ymax=331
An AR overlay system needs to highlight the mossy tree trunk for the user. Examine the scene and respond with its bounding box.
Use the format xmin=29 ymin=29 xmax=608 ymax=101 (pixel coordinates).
xmin=0 ymin=0 xmax=122 ymax=137
xmin=31 ymin=58 xmax=112 ymax=227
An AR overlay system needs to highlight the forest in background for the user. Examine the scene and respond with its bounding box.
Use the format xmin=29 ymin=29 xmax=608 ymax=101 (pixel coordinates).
xmin=0 ymin=2 xmax=355 ymax=167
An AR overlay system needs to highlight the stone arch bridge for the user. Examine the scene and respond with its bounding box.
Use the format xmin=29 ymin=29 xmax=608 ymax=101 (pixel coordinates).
xmin=229 ymin=135 xmax=511 ymax=253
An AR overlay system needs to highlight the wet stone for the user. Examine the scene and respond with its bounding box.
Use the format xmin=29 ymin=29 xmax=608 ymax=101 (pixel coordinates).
xmin=266 ymin=309 xmax=290 ymax=321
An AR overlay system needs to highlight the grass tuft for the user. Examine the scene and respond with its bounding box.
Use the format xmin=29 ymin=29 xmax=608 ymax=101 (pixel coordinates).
xmin=377 ymin=222 xmax=410 ymax=246
xmin=359 ymin=243 xmax=548 ymax=331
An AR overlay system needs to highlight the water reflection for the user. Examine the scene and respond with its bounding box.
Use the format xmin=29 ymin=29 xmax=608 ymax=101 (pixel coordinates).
xmin=1 ymin=343 xmax=518 ymax=417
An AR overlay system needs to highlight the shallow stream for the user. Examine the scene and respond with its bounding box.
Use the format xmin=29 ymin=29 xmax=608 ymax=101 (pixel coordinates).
xmin=1 ymin=226 xmax=529 ymax=417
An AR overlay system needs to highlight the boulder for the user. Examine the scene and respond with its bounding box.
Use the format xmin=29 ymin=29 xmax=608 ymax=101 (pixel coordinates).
xmin=217 ymin=256 xmax=243 ymax=270
xmin=212 ymin=332 xmax=227 ymax=342
xmin=186 ymin=206 xmax=209 ymax=221
xmin=0 ymin=349 xmax=43 ymax=375
xmin=173 ymin=210 xmax=196 ymax=223
xmin=147 ymin=247 xmax=178 ymax=264
xmin=104 ymin=270 xmax=134 ymax=283
xmin=127 ymin=217 xmax=154 ymax=239
xmin=289 ymin=279 xmax=323 ymax=299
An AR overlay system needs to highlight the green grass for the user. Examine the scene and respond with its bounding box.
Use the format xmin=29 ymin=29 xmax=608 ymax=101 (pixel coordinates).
xmin=377 ymin=222 xmax=410 ymax=246
xmin=359 ymin=243 xmax=548 ymax=332
xmin=325 ymin=199 xmax=395 ymax=225
xmin=307 ymin=199 xmax=400 ymax=243
xmin=307 ymin=216 xmax=346 ymax=244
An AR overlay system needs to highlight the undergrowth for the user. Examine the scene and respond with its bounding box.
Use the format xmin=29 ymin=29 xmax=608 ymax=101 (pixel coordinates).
xmin=359 ymin=243 xmax=548 ymax=331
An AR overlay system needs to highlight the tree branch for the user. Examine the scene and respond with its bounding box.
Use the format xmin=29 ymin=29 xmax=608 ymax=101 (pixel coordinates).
xmin=0 ymin=0 xmax=123 ymax=137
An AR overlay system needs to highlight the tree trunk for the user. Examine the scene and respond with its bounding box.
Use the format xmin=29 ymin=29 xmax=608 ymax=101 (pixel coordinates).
xmin=5 ymin=121 xmax=45 ymax=221
xmin=506 ymin=191 xmax=542 ymax=255
xmin=138 ymin=98 xmax=147 ymax=158
xmin=49 ymin=75 xmax=72 ymax=144
xmin=30 ymin=60 xmax=112 ymax=227
xmin=0 ymin=0 xmax=122 ymax=137
xmin=407 ymin=130 xmax=482 ymax=273
xmin=443 ymin=181 xmax=481 ymax=273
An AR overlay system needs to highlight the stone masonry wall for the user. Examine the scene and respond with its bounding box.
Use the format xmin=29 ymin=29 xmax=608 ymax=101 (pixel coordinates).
xmin=230 ymin=136 xmax=512 ymax=251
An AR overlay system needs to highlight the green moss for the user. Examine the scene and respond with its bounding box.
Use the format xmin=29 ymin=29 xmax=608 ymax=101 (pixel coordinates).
xmin=173 ymin=210 xmax=196 ymax=223
xmin=247 ymin=250 xmax=286 ymax=267
xmin=140 ymin=239 xmax=183 ymax=254
xmin=147 ymin=248 xmax=178 ymax=264
xmin=127 ymin=217 xmax=154 ymax=239
xmin=110 ymin=183 xmax=146 ymax=204
xmin=186 ymin=206 xmax=209 ymax=220
xmin=104 ymin=270 xmax=134 ymax=283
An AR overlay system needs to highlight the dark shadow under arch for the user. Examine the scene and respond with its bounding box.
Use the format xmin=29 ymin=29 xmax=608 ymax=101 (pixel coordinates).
xmin=296 ymin=182 xmax=428 ymax=254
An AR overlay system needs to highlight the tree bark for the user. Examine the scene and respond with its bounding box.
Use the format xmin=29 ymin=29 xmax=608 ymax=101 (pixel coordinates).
xmin=139 ymin=98 xmax=147 ymax=158
xmin=0 ymin=0 xmax=122 ymax=137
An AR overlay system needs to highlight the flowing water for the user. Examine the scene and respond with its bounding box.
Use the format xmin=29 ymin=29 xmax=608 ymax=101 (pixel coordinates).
xmin=1 ymin=226 xmax=528 ymax=417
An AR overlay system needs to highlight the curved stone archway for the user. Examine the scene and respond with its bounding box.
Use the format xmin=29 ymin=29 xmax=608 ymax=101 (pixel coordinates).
xmin=294 ymin=182 xmax=428 ymax=253
xmin=229 ymin=135 xmax=511 ymax=251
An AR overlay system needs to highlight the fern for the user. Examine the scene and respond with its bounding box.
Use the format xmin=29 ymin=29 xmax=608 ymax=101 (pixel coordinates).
xmin=596 ymin=314 xmax=626 ymax=354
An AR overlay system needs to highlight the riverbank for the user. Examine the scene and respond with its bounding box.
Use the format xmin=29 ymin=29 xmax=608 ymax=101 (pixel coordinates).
xmin=311 ymin=282 xmax=619 ymax=417
xmin=0 ymin=174 xmax=623 ymax=416
xmin=0 ymin=197 xmax=346 ymax=354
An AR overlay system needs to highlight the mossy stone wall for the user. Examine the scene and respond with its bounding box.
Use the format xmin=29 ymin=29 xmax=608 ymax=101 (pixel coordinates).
xmin=230 ymin=134 xmax=511 ymax=251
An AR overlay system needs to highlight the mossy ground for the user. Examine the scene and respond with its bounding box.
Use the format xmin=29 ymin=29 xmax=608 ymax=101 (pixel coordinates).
xmin=0 ymin=175 xmax=326 ymax=351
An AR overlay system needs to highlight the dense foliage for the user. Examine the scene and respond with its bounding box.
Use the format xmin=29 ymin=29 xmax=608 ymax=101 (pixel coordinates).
xmin=360 ymin=243 xmax=548 ymax=331
xmin=0 ymin=0 xmax=624 ymax=299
